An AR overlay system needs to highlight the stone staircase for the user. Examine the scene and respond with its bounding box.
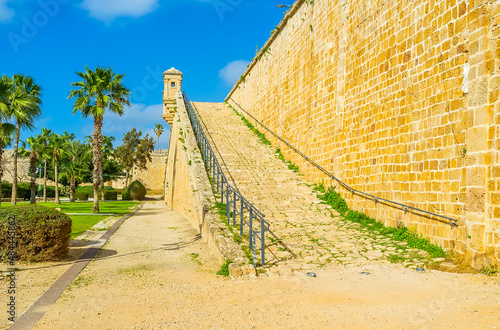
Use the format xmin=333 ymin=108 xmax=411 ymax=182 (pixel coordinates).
xmin=193 ymin=102 xmax=436 ymax=274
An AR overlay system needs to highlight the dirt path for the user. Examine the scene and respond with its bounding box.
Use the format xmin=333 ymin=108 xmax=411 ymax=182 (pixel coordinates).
xmin=28 ymin=200 xmax=500 ymax=329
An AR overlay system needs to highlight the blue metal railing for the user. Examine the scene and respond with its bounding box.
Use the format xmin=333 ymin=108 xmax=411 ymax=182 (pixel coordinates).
xmin=183 ymin=92 xmax=269 ymax=267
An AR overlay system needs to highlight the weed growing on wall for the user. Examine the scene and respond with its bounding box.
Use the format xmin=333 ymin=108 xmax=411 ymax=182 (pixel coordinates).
xmin=275 ymin=148 xmax=299 ymax=172
xmin=216 ymin=259 xmax=233 ymax=276
xmin=313 ymin=183 xmax=446 ymax=259
xmin=227 ymin=104 xmax=271 ymax=146
xmin=313 ymin=183 xmax=348 ymax=215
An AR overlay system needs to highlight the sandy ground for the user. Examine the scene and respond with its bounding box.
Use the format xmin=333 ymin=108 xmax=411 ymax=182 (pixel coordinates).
xmin=0 ymin=199 xmax=491 ymax=329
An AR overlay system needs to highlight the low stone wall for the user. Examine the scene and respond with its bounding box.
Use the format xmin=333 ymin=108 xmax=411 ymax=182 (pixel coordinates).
xmin=164 ymin=92 xmax=250 ymax=275
xmin=133 ymin=152 xmax=167 ymax=191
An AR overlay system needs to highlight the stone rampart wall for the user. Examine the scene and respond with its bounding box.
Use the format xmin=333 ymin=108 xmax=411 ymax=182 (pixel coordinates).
xmin=227 ymin=0 xmax=500 ymax=267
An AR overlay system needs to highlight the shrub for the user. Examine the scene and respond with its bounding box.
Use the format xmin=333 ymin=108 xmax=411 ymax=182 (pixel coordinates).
xmin=1 ymin=181 xmax=12 ymax=198
xmin=216 ymin=259 xmax=233 ymax=276
xmin=104 ymin=190 xmax=118 ymax=200
xmin=122 ymin=180 xmax=147 ymax=201
xmin=75 ymin=191 xmax=89 ymax=201
xmin=76 ymin=186 xmax=115 ymax=199
xmin=0 ymin=205 xmax=72 ymax=262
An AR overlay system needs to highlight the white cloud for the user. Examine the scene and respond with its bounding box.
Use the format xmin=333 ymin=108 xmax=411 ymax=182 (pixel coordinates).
xmin=219 ymin=59 xmax=250 ymax=86
xmin=80 ymin=0 xmax=159 ymax=22
xmin=0 ymin=0 xmax=14 ymax=22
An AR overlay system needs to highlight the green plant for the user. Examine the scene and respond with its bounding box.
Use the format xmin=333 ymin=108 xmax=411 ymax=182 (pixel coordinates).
xmin=122 ymin=180 xmax=147 ymax=201
xmin=228 ymin=105 xmax=271 ymax=146
xmin=344 ymin=210 xmax=446 ymax=258
xmin=480 ymin=264 xmax=498 ymax=276
xmin=276 ymin=148 xmax=299 ymax=172
xmin=75 ymin=191 xmax=89 ymax=201
xmin=310 ymin=24 xmax=313 ymax=31
xmin=103 ymin=190 xmax=118 ymax=201
xmin=314 ymin=184 xmax=349 ymax=215
xmin=216 ymin=259 xmax=233 ymax=276
xmin=0 ymin=205 xmax=72 ymax=262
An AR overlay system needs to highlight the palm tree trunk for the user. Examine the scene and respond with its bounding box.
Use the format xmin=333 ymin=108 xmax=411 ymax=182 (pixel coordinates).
xmin=100 ymin=165 xmax=105 ymax=202
xmin=29 ymin=151 xmax=37 ymax=204
xmin=92 ymin=117 xmax=103 ymax=213
xmin=11 ymin=122 xmax=20 ymax=205
xmin=125 ymin=169 xmax=129 ymax=188
xmin=70 ymin=174 xmax=75 ymax=203
xmin=54 ymin=156 xmax=60 ymax=205
xmin=43 ymin=159 xmax=47 ymax=202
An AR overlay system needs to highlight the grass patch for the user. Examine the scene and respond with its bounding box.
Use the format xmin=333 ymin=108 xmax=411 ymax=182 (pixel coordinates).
xmin=216 ymin=259 xmax=233 ymax=276
xmin=69 ymin=215 xmax=111 ymax=239
xmin=228 ymin=104 xmax=271 ymax=146
xmin=345 ymin=210 xmax=446 ymax=258
xmin=190 ymin=253 xmax=202 ymax=265
xmin=480 ymin=264 xmax=499 ymax=276
xmin=314 ymin=184 xmax=348 ymax=215
xmin=316 ymin=183 xmax=446 ymax=260
xmin=2 ymin=201 xmax=141 ymax=215
xmin=275 ymin=148 xmax=299 ymax=172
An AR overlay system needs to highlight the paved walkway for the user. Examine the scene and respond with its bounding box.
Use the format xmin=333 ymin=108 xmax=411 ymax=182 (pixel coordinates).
xmin=27 ymin=200 xmax=500 ymax=328
xmin=194 ymin=102 xmax=441 ymax=272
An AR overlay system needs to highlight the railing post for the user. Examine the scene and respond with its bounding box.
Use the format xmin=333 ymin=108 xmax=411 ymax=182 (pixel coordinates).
xmin=226 ymin=187 xmax=230 ymax=225
xmin=249 ymin=208 xmax=253 ymax=250
xmin=233 ymin=191 xmax=237 ymax=226
xmin=261 ymin=218 xmax=265 ymax=267
xmin=240 ymin=198 xmax=244 ymax=236
xmin=221 ymin=179 xmax=224 ymax=203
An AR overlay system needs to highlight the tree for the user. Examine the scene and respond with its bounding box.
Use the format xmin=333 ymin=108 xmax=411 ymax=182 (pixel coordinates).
xmin=38 ymin=127 xmax=52 ymax=202
xmin=115 ymin=128 xmax=154 ymax=187
xmin=0 ymin=78 xmax=16 ymax=206
xmin=154 ymin=123 xmax=164 ymax=151
xmin=50 ymin=133 xmax=68 ymax=205
xmin=60 ymin=140 xmax=89 ymax=202
xmin=68 ymin=66 xmax=130 ymax=212
xmin=0 ymin=124 xmax=15 ymax=206
xmin=1 ymin=74 xmax=41 ymax=205
xmin=18 ymin=136 xmax=43 ymax=204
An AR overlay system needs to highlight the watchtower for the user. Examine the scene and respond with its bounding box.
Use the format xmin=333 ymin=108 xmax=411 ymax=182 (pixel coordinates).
xmin=162 ymin=67 xmax=183 ymax=125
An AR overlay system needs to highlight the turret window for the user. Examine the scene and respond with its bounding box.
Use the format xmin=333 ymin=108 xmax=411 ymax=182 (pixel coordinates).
xmin=171 ymin=82 xmax=176 ymax=88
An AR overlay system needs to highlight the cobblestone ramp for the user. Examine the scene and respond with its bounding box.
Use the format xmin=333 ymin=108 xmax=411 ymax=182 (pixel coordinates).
xmin=193 ymin=102 xmax=432 ymax=272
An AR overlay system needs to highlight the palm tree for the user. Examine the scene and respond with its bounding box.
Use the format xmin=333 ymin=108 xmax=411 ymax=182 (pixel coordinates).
xmin=0 ymin=78 xmax=14 ymax=206
xmin=0 ymin=123 xmax=15 ymax=206
xmin=100 ymin=135 xmax=115 ymax=201
xmin=154 ymin=123 xmax=164 ymax=151
xmin=5 ymin=74 xmax=42 ymax=205
xmin=18 ymin=136 xmax=43 ymax=204
xmin=38 ymin=127 xmax=52 ymax=202
xmin=50 ymin=133 xmax=68 ymax=205
xmin=68 ymin=66 xmax=130 ymax=212
xmin=61 ymin=140 xmax=88 ymax=202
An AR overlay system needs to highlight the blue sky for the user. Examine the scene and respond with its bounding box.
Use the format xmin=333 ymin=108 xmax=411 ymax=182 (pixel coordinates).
xmin=0 ymin=0 xmax=290 ymax=149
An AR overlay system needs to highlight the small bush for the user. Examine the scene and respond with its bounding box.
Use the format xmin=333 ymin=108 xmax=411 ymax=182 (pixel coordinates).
xmin=216 ymin=259 xmax=233 ymax=276
xmin=75 ymin=191 xmax=89 ymax=201
xmin=123 ymin=180 xmax=147 ymax=201
xmin=1 ymin=181 xmax=12 ymax=198
xmin=0 ymin=205 xmax=72 ymax=262
xmin=76 ymin=186 xmax=115 ymax=199
xmin=104 ymin=190 xmax=118 ymax=200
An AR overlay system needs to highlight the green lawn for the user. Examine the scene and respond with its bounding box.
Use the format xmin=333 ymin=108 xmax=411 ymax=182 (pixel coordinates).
xmin=1 ymin=200 xmax=141 ymax=239
xmin=1 ymin=200 xmax=141 ymax=215
xmin=70 ymin=215 xmax=111 ymax=239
